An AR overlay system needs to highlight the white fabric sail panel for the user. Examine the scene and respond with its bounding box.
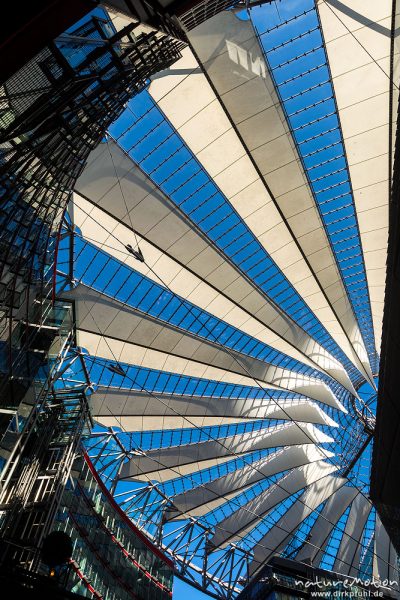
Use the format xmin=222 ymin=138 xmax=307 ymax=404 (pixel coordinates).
xmin=250 ymin=475 xmax=346 ymax=576
xmin=118 ymin=423 xmax=334 ymax=482
xmin=318 ymin=0 xmax=393 ymax=351
xmin=147 ymin=45 xmax=372 ymax=384
xmin=189 ymin=14 xmax=374 ymax=383
xmin=172 ymin=483 xmax=258 ymax=519
xmin=333 ymin=492 xmax=372 ymax=576
xmin=73 ymin=192 xmax=356 ymax=391
xmin=209 ymin=461 xmax=339 ymax=549
xmin=80 ymin=329 xmax=345 ymax=411
xmin=91 ymin=388 xmax=339 ymax=430
xmin=73 ymin=176 xmax=356 ymax=394
xmin=77 ymin=329 xmax=265 ymax=389
xmin=176 ymin=15 xmax=372 ymax=382
xmin=66 ymin=287 xmax=346 ymax=410
xmin=296 ymin=485 xmax=358 ymax=565
xmin=124 ymin=455 xmax=237 ymax=483
xmin=165 ymin=445 xmax=333 ymax=520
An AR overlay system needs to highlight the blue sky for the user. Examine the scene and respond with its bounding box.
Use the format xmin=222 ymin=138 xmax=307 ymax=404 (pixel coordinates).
xmin=174 ymin=577 xmax=214 ymax=599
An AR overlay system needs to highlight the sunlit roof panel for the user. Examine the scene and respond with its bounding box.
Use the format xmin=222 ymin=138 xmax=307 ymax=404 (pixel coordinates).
xmin=185 ymin=9 xmax=374 ymax=383
xmin=57 ymin=0 xmax=399 ymax=594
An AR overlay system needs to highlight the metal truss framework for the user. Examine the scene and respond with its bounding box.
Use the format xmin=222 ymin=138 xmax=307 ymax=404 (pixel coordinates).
xmin=0 ymin=7 xmax=183 ymax=399
xmin=0 ymin=0 xmax=399 ymax=598
xmin=83 ymin=422 xmax=387 ymax=599
xmin=63 ymin=0 xmax=400 ymax=597
xmin=0 ymin=4 xmax=184 ymax=576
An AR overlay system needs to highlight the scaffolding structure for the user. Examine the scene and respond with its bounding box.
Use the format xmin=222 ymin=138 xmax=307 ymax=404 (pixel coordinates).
xmin=0 ymin=5 xmax=183 ymax=589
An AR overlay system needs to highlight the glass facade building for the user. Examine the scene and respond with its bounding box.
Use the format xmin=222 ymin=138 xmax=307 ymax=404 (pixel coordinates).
xmin=55 ymin=452 xmax=173 ymax=599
